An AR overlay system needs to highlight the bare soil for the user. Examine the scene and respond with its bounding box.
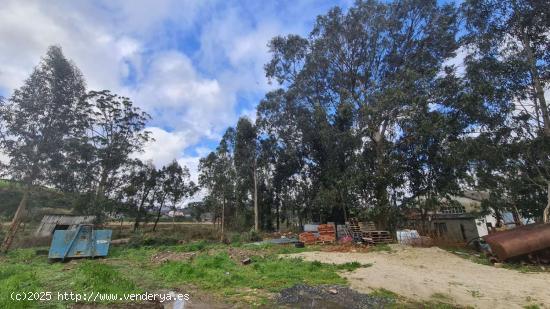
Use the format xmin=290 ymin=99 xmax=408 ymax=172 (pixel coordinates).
xmin=287 ymin=245 xmax=550 ymax=309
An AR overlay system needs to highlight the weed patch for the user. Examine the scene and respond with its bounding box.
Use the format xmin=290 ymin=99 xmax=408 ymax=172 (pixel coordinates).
xmin=0 ymin=264 xmax=41 ymax=309
xmin=71 ymin=261 xmax=142 ymax=298
xmin=335 ymin=261 xmax=372 ymax=271
xmin=155 ymin=252 xmax=347 ymax=297
xmin=370 ymin=244 xmax=393 ymax=252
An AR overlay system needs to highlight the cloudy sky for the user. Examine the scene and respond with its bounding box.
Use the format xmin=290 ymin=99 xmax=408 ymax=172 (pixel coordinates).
xmin=0 ymin=0 xmax=354 ymax=183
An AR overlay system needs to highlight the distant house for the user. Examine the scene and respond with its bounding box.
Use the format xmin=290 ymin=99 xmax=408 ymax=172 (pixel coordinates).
xmin=404 ymin=191 xmax=519 ymax=243
xmin=35 ymin=215 xmax=96 ymax=237
xmin=167 ymin=209 xmax=193 ymax=218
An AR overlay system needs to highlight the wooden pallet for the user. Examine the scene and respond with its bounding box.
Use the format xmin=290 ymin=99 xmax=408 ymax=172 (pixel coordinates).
xmin=362 ymin=231 xmax=392 ymax=244
xmin=346 ymin=221 xmax=373 ymax=244
xmin=360 ymin=221 xmax=377 ymax=231
xmin=346 ymin=219 xmax=393 ymax=244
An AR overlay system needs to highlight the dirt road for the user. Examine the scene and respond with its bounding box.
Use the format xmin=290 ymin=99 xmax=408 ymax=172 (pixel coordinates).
xmin=287 ymin=245 xmax=550 ymax=309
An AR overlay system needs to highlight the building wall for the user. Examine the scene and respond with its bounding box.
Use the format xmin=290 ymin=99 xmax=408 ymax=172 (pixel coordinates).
xmin=431 ymin=218 xmax=481 ymax=242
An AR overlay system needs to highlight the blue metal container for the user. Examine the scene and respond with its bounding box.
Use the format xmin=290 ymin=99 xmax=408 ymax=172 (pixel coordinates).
xmin=48 ymin=225 xmax=112 ymax=260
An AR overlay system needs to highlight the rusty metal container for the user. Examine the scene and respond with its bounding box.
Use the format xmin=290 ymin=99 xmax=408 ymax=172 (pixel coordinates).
xmin=483 ymin=223 xmax=550 ymax=260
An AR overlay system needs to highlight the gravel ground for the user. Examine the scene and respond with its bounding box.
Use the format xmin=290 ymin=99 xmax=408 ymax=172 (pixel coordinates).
xmin=276 ymin=284 xmax=391 ymax=309
xmin=287 ymin=245 xmax=550 ymax=309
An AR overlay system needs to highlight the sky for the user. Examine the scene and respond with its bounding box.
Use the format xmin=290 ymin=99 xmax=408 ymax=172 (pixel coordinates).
xmin=0 ymin=0 xmax=356 ymax=184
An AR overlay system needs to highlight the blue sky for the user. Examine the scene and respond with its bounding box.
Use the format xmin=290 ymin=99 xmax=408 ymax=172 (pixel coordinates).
xmin=0 ymin=0 xmax=354 ymax=181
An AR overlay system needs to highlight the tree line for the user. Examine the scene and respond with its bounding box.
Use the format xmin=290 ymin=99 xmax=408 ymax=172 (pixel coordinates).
xmin=0 ymin=0 xmax=548 ymax=247
xmin=0 ymin=46 xmax=197 ymax=252
xmin=198 ymin=0 xmax=550 ymax=233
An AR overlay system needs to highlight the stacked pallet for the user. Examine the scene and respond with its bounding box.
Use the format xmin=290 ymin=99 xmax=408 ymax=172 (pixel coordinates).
xmin=317 ymin=224 xmax=336 ymax=244
xmin=346 ymin=218 xmax=393 ymax=244
xmin=299 ymin=232 xmax=316 ymax=245
xmin=362 ymin=221 xmax=377 ymax=231
xmin=346 ymin=220 xmax=372 ymax=244
xmin=362 ymin=231 xmax=392 ymax=244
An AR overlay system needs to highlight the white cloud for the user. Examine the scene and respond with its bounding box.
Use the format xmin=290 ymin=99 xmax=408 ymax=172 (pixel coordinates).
xmin=128 ymin=50 xmax=234 ymax=142
xmin=133 ymin=127 xmax=188 ymax=168
xmin=0 ymin=0 xmax=349 ymax=200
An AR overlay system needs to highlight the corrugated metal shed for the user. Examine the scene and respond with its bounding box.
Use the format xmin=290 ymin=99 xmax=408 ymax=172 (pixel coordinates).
xmin=35 ymin=215 xmax=96 ymax=237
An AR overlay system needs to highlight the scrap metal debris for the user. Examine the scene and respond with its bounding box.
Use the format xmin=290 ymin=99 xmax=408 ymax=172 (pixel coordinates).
xmin=484 ymin=223 xmax=550 ymax=261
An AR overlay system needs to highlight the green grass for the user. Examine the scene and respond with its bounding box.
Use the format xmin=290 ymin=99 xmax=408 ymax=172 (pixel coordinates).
xmin=0 ymin=243 xmax=365 ymax=308
xmin=370 ymin=288 xmax=399 ymax=300
xmin=431 ymin=292 xmax=454 ymax=302
xmin=71 ymin=261 xmax=142 ymax=297
xmin=370 ymin=288 xmax=465 ymax=309
xmin=0 ymin=263 xmax=41 ymax=309
xmin=0 ymin=249 xmax=144 ymax=308
xmin=155 ymin=252 xmax=348 ymax=296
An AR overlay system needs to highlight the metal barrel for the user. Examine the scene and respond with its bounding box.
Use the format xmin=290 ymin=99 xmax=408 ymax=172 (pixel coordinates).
xmin=483 ymin=223 xmax=550 ymax=260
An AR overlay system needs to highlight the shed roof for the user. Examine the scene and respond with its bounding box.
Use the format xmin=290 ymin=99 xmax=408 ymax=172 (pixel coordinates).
xmin=35 ymin=215 xmax=96 ymax=237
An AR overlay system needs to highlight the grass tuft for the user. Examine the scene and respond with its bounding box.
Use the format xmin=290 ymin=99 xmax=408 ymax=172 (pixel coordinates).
xmin=71 ymin=261 xmax=142 ymax=298
xmin=335 ymin=261 xmax=372 ymax=271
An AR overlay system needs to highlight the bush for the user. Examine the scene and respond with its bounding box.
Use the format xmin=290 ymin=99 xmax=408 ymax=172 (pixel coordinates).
xmin=230 ymin=233 xmax=242 ymax=244
xmin=177 ymin=240 xmax=208 ymax=252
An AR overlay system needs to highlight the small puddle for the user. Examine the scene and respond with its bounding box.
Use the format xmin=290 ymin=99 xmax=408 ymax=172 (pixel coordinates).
xmin=163 ymin=292 xmax=187 ymax=309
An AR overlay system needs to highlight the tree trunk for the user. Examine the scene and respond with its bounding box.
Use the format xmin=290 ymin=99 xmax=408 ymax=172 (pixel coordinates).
xmin=95 ymin=168 xmax=109 ymax=206
xmin=253 ymin=162 xmax=259 ymax=231
xmin=339 ymin=187 xmax=348 ymax=223
xmin=153 ymin=198 xmax=166 ymax=232
xmin=171 ymin=206 xmax=176 ymax=231
xmin=1 ymin=187 xmax=29 ymax=253
xmin=119 ymin=217 xmax=124 ymax=237
xmin=133 ymin=191 xmax=151 ymax=232
xmin=276 ymin=198 xmax=280 ymax=232
xmin=544 ymin=182 xmax=550 ymax=224
xmin=133 ymin=207 xmax=142 ymax=232
xmin=221 ymin=196 xmax=225 ymax=241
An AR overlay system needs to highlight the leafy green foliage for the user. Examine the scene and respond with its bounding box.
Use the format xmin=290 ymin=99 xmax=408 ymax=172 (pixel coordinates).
xmin=461 ymin=0 xmax=550 ymax=221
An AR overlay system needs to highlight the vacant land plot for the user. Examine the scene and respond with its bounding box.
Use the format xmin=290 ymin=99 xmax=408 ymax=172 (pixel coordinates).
xmin=0 ymin=241 xmax=378 ymax=308
xmin=288 ymin=245 xmax=550 ymax=309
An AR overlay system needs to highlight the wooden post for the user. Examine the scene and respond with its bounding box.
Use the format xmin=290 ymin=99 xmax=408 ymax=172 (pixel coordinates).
xmin=1 ymin=188 xmax=29 ymax=253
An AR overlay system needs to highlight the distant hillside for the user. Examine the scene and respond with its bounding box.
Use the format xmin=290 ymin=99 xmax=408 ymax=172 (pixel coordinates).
xmin=0 ymin=180 xmax=74 ymax=221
